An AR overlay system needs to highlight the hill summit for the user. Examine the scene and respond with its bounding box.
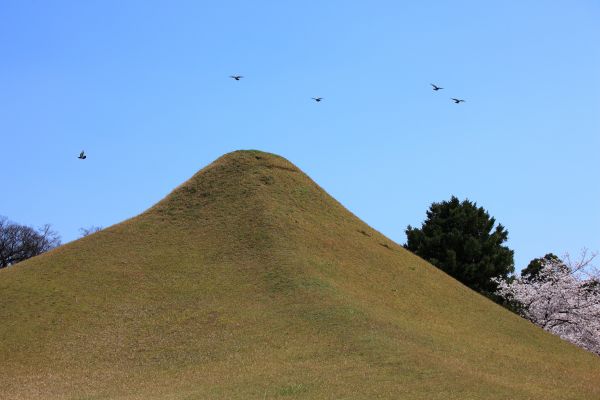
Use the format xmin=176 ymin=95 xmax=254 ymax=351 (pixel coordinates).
xmin=1 ymin=150 xmax=599 ymax=399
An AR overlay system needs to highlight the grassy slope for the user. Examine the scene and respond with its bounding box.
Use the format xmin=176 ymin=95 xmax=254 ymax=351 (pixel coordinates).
xmin=1 ymin=150 xmax=599 ymax=400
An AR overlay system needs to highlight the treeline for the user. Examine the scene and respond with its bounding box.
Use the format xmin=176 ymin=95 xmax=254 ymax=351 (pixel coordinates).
xmin=405 ymin=196 xmax=599 ymax=355
xmin=0 ymin=216 xmax=101 ymax=269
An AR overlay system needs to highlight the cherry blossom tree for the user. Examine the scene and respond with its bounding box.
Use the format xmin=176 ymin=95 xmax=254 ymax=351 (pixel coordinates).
xmin=494 ymin=250 xmax=600 ymax=355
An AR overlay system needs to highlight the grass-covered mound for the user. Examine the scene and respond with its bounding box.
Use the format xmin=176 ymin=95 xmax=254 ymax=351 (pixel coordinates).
xmin=1 ymin=150 xmax=598 ymax=399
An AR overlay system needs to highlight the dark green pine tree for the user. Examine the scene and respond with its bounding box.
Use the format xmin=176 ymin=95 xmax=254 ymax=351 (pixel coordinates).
xmin=405 ymin=196 xmax=515 ymax=298
xmin=521 ymin=253 xmax=563 ymax=281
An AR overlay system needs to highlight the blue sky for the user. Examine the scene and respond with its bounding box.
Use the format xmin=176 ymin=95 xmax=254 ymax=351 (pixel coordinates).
xmin=1 ymin=1 xmax=598 ymax=271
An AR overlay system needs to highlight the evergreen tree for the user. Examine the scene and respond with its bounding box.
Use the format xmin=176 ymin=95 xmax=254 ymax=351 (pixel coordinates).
xmin=405 ymin=196 xmax=514 ymax=298
xmin=521 ymin=253 xmax=564 ymax=282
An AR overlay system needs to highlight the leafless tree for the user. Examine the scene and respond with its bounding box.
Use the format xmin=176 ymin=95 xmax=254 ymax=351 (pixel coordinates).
xmin=0 ymin=216 xmax=61 ymax=269
xmin=79 ymin=226 xmax=102 ymax=237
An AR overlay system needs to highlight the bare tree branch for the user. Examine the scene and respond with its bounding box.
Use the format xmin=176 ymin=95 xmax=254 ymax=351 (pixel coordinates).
xmin=0 ymin=216 xmax=61 ymax=268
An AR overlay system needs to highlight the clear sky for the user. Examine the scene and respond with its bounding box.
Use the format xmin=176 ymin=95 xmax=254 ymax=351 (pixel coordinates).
xmin=1 ymin=1 xmax=598 ymax=271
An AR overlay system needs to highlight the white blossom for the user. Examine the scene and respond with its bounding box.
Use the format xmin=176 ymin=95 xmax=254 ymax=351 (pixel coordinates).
xmin=494 ymin=250 xmax=600 ymax=355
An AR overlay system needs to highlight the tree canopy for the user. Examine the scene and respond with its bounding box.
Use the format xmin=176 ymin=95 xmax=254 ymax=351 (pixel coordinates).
xmin=405 ymin=196 xmax=514 ymax=297
xmin=0 ymin=216 xmax=61 ymax=268
xmin=495 ymin=252 xmax=600 ymax=355
xmin=521 ymin=253 xmax=565 ymax=281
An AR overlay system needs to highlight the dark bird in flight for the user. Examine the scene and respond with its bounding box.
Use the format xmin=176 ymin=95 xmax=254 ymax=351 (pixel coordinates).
xmin=430 ymin=84 xmax=443 ymax=91
xmin=451 ymin=98 xmax=465 ymax=104
xmin=230 ymin=75 xmax=243 ymax=80
xmin=312 ymin=97 xmax=323 ymax=102
xmin=78 ymin=151 xmax=87 ymax=160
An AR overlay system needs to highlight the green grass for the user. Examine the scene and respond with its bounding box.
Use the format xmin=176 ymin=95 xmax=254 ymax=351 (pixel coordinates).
xmin=1 ymin=150 xmax=599 ymax=399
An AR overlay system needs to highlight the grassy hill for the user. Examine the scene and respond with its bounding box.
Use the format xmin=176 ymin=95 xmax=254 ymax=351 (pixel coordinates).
xmin=1 ymin=150 xmax=599 ymax=399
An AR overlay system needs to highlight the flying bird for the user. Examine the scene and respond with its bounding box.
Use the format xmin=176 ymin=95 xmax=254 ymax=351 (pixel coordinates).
xmin=430 ymin=84 xmax=443 ymax=91
xmin=451 ymin=98 xmax=465 ymax=104
xmin=312 ymin=97 xmax=323 ymax=102
xmin=230 ymin=75 xmax=243 ymax=81
xmin=78 ymin=151 xmax=86 ymax=160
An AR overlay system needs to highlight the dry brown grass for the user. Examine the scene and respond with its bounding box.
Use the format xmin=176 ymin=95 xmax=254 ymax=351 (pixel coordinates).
xmin=1 ymin=150 xmax=599 ymax=399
